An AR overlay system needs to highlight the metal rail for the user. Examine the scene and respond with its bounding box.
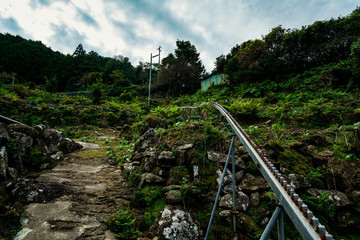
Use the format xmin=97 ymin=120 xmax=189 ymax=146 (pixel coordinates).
xmin=0 ymin=114 xmax=24 ymax=125
xmin=181 ymin=103 xmax=333 ymax=240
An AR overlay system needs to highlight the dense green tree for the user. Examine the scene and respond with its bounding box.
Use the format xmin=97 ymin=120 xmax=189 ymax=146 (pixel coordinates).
xmin=212 ymin=54 xmax=226 ymax=74
xmin=158 ymin=40 xmax=205 ymax=95
xmin=102 ymin=56 xmax=135 ymax=84
xmin=223 ymin=7 xmax=360 ymax=86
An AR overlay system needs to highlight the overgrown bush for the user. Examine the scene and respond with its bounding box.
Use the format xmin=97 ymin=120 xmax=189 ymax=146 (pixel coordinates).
xmin=106 ymin=206 xmax=141 ymax=239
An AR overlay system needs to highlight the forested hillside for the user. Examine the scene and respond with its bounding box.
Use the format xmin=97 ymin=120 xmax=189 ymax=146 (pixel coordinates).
xmin=0 ymin=7 xmax=360 ymax=240
xmin=215 ymin=7 xmax=360 ymax=88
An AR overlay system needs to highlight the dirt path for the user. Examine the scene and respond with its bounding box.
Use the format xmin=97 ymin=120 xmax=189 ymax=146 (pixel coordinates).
xmin=14 ymin=141 xmax=133 ymax=240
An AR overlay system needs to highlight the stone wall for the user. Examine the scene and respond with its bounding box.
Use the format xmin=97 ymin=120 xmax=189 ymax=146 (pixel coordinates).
xmin=0 ymin=123 xmax=82 ymax=180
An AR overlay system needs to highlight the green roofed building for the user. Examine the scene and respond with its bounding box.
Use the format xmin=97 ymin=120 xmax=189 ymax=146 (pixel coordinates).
xmin=201 ymin=74 xmax=228 ymax=91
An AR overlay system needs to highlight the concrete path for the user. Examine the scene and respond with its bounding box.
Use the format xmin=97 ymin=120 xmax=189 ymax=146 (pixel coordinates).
xmin=14 ymin=141 xmax=132 ymax=240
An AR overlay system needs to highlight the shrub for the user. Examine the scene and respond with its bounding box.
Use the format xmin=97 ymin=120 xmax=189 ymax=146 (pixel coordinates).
xmin=106 ymin=206 xmax=141 ymax=239
xmin=228 ymin=98 xmax=262 ymax=119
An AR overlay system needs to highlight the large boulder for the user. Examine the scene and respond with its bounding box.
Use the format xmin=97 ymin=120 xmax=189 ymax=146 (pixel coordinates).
xmin=7 ymin=124 xmax=39 ymax=138
xmin=59 ymin=138 xmax=83 ymax=154
xmin=6 ymin=179 xmax=73 ymax=204
xmin=219 ymin=191 xmax=250 ymax=211
xmin=140 ymin=173 xmax=164 ymax=187
xmin=10 ymin=132 xmax=33 ymax=155
xmin=135 ymin=129 xmax=156 ymax=151
xmin=219 ymin=192 xmax=250 ymax=211
xmin=43 ymin=129 xmax=64 ymax=154
xmin=151 ymin=206 xmax=201 ymax=240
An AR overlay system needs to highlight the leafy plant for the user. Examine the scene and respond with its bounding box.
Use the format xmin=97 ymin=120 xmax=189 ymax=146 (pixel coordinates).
xmin=106 ymin=206 xmax=141 ymax=239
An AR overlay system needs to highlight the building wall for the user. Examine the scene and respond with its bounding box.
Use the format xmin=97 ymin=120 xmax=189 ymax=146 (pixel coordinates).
xmin=201 ymin=74 xmax=227 ymax=91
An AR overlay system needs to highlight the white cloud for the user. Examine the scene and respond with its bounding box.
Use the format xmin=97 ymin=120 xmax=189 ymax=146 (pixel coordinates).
xmin=0 ymin=0 xmax=358 ymax=71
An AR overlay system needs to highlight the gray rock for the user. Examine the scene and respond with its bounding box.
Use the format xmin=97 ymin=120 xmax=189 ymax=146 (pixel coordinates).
xmin=219 ymin=192 xmax=249 ymax=211
xmin=234 ymin=158 xmax=246 ymax=169
xmin=327 ymin=191 xmax=352 ymax=207
xmin=250 ymin=192 xmax=260 ymax=207
xmin=300 ymin=145 xmax=333 ymax=161
xmin=237 ymin=146 xmax=248 ymax=155
xmin=7 ymin=167 xmax=18 ymax=180
xmin=0 ymin=124 xmax=10 ymax=144
xmin=43 ymin=129 xmax=64 ymax=154
xmin=351 ymin=190 xmax=360 ymax=197
xmin=165 ymin=190 xmax=182 ymax=204
xmin=11 ymin=132 xmax=33 ymax=155
xmin=177 ymin=143 xmax=193 ymax=151
xmin=193 ymin=165 xmax=199 ymax=181
xmin=218 ymin=210 xmax=232 ymax=226
xmin=144 ymin=149 xmax=157 ymax=157
xmin=237 ymin=191 xmax=250 ymax=211
xmin=152 ymin=206 xmax=200 ymax=240
xmin=34 ymin=124 xmax=47 ymax=135
xmin=284 ymin=141 xmax=304 ymax=149
xmin=50 ymin=151 xmax=63 ymax=161
xmin=239 ymin=173 xmax=269 ymax=192
xmin=7 ymin=124 xmax=39 ymax=138
xmin=216 ymin=168 xmax=232 ymax=186
xmin=235 ymin=171 xmax=244 ymax=183
xmin=140 ymin=173 xmax=164 ymax=187
xmin=222 ymin=184 xmax=236 ymax=194
xmin=14 ymin=201 xmax=100 ymax=240
xmin=207 ymin=151 xmax=227 ymax=163
xmin=135 ymin=128 xmax=155 ymax=151
xmin=0 ymin=146 xmax=8 ymax=179
xmin=59 ymin=138 xmax=83 ymax=154
xmin=158 ymin=151 xmax=175 ymax=160
xmin=158 ymin=151 xmax=175 ymax=167
xmin=306 ymin=189 xmax=352 ymax=207
xmin=288 ymin=173 xmax=311 ymax=190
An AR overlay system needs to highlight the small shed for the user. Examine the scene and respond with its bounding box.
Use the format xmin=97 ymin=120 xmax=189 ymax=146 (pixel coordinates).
xmin=201 ymin=74 xmax=228 ymax=91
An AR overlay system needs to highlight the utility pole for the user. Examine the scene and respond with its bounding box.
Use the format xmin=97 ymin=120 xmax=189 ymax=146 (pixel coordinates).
xmin=148 ymin=46 xmax=161 ymax=107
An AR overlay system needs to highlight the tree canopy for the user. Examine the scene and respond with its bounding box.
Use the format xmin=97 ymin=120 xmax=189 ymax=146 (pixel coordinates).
xmin=158 ymin=40 xmax=205 ymax=95
xmin=222 ymin=7 xmax=360 ymax=87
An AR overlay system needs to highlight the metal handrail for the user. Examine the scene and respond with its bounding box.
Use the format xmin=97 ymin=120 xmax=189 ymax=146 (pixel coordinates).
xmin=180 ymin=103 xmax=333 ymax=240
xmin=0 ymin=115 xmax=24 ymax=125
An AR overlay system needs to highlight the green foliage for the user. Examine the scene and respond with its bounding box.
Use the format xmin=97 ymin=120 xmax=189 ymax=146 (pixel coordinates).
xmin=44 ymin=76 xmax=58 ymax=93
xmin=180 ymin=179 xmax=201 ymax=207
xmin=302 ymin=191 xmax=336 ymax=223
xmin=158 ymin=40 xmax=205 ymax=95
xmin=88 ymin=81 xmax=102 ymax=104
xmin=142 ymin=198 xmax=166 ymax=229
xmin=22 ymin=147 xmax=50 ymax=169
xmin=133 ymin=186 xmax=163 ymax=208
xmin=228 ymin=98 xmax=262 ymax=119
xmin=223 ymin=8 xmax=360 ymax=87
xmin=126 ymin=168 xmax=142 ymax=187
xmin=106 ymin=206 xmax=141 ymax=239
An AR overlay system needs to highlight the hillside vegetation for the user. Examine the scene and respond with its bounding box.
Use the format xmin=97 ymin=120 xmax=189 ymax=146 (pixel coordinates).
xmin=0 ymin=7 xmax=360 ymax=240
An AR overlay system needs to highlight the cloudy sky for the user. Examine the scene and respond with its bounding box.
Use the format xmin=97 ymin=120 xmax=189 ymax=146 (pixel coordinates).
xmin=0 ymin=0 xmax=359 ymax=72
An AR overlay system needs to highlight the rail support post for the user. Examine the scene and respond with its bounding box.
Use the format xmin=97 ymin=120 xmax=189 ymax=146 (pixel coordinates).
xmin=231 ymin=133 xmax=237 ymax=233
xmin=205 ymin=136 xmax=235 ymax=240
xmin=260 ymin=206 xmax=285 ymax=240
